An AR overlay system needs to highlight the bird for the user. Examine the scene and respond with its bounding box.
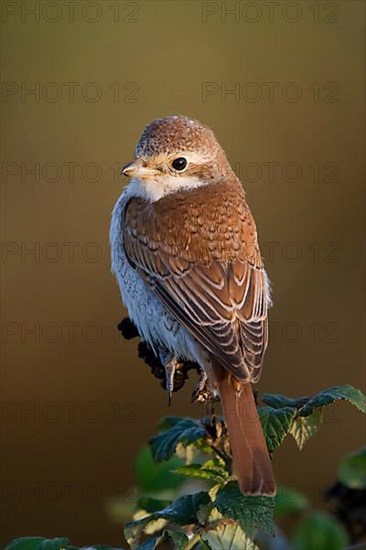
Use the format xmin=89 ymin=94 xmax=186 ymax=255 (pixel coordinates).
xmin=110 ymin=115 xmax=275 ymax=496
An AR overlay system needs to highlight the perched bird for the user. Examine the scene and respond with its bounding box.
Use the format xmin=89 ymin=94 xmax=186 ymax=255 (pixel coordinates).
xmin=110 ymin=115 xmax=275 ymax=495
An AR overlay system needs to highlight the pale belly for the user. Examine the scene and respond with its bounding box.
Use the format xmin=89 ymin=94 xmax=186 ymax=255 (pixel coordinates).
xmin=110 ymin=191 xmax=205 ymax=365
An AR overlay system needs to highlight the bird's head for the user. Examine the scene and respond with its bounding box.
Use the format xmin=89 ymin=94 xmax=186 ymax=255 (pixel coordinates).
xmin=121 ymin=115 xmax=233 ymax=201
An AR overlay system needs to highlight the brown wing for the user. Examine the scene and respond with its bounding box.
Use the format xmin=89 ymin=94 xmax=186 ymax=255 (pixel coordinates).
xmin=123 ymin=181 xmax=269 ymax=382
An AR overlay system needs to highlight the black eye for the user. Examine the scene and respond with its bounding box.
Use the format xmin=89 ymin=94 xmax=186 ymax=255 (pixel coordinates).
xmin=171 ymin=157 xmax=187 ymax=171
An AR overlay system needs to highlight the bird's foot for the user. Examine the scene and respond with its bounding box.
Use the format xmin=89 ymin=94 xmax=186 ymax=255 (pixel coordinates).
xmin=192 ymin=371 xmax=217 ymax=404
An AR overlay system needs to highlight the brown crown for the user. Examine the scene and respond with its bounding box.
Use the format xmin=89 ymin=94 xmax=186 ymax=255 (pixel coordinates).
xmin=135 ymin=115 xmax=225 ymax=159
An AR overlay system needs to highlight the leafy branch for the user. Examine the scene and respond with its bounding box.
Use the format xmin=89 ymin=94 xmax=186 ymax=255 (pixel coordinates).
xmin=120 ymin=384 xmax=364 ymax=549
xmin=5 ymin=384 xmax=365 ymax=550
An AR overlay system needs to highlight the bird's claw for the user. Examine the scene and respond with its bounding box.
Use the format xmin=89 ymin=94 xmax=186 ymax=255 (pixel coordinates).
xmin=192 ymin=371 xmax=216 ymax=403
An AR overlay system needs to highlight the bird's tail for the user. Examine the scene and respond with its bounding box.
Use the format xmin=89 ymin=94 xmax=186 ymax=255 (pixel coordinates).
xmin=217 ymin=374 xmax=276 ymax=495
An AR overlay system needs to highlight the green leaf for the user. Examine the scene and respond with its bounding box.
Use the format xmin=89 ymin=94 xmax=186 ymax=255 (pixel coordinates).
xmin=157 ymin=492 xmax=212 ymax=524
xmin=261 ymin=394 xmax=308 ymax=410
xmin=292 ymin=511 xmax=349 ymax=550
xmin=136 ymin=446 xmax=185 ymax=492
xmin=125 ymin=492 xmax=211 ymax=548
xmin=158 ymin=416 xmax=186 ymax=430
xmin=338 ymin=448 xmax=366 ymax=489
xmin=274 ymin=485 xmax=309 ymax=518
xmin=125 ymin=516 xmax=165 ymax=550
xmin=201 ymin=507 xmax=258 ymax=550
xmin=202 ymin=523 xmax=258 ymax=550
xmin=259 ymin=406 xmax=297 ymax=452
xmin=136 ymin=539 xmax=157 ymax=550
xmin=149 ymin=417 xmax=206 ymax=462
xmin=196 ymin=499 xmax=215 ymax=524
xmin=173 ymin=460 xmax=228 ymax=483
xmin=262 ymin=385 xmax=366 ymax=417
xmin=299 ymin=385 xmax=366 ymax=416
xmin=5 ymin=538 xmax=70 ymax=550
xmin=215 ymin=481 xmax=275 ymax=534
xmin=289 ymin=409 xmax=323 ymax=450
xmin=164 ymin=530 xmax=189 ymax=549
xmin=138 ymin=497 xmax=172 ymax=514
xmin=261 ymin=385 xmax=365 ymax=452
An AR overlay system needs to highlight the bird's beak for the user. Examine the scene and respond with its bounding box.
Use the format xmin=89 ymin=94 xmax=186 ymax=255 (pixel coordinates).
xmin=120 ymin=160 xmax=157 ymax=179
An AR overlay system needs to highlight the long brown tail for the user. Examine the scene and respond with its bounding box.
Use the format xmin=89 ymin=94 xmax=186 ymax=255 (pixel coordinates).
xmin=218 ymin=375 xmax=276 ymax=495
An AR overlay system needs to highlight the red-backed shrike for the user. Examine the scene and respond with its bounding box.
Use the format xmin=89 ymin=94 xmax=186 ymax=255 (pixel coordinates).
xmin=110 ymin=115 xmax=275 ymax=495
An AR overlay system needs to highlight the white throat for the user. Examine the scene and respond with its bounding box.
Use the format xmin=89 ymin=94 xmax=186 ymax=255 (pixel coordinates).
xmin=126 ymin=175 xmax=208 ymax=202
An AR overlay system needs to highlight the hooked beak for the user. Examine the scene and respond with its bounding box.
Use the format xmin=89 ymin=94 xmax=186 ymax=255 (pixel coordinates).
xmin=120 ymin=160 xmax=158 ymax=179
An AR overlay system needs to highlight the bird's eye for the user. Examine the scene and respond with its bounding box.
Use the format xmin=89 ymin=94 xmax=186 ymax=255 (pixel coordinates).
xmin=171 ymin=157 xmax=187 ymax=171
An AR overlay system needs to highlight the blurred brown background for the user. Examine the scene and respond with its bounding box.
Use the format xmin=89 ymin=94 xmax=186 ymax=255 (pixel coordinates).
xmin=1 ymin=0 xmax=365 ymax=547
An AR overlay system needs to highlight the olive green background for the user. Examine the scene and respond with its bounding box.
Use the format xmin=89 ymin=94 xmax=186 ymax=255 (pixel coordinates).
xmin=1 ymin=0 xmax=365 ymax=547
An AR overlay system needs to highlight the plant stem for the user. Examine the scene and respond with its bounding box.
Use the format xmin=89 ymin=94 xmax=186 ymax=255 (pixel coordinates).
xmin=207 ymin=441 xmax=232 ymax=474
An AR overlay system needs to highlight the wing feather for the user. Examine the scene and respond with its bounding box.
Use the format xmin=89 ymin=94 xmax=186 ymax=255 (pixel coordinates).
xmin=122 ymin=185 xmax=270 ymax=382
